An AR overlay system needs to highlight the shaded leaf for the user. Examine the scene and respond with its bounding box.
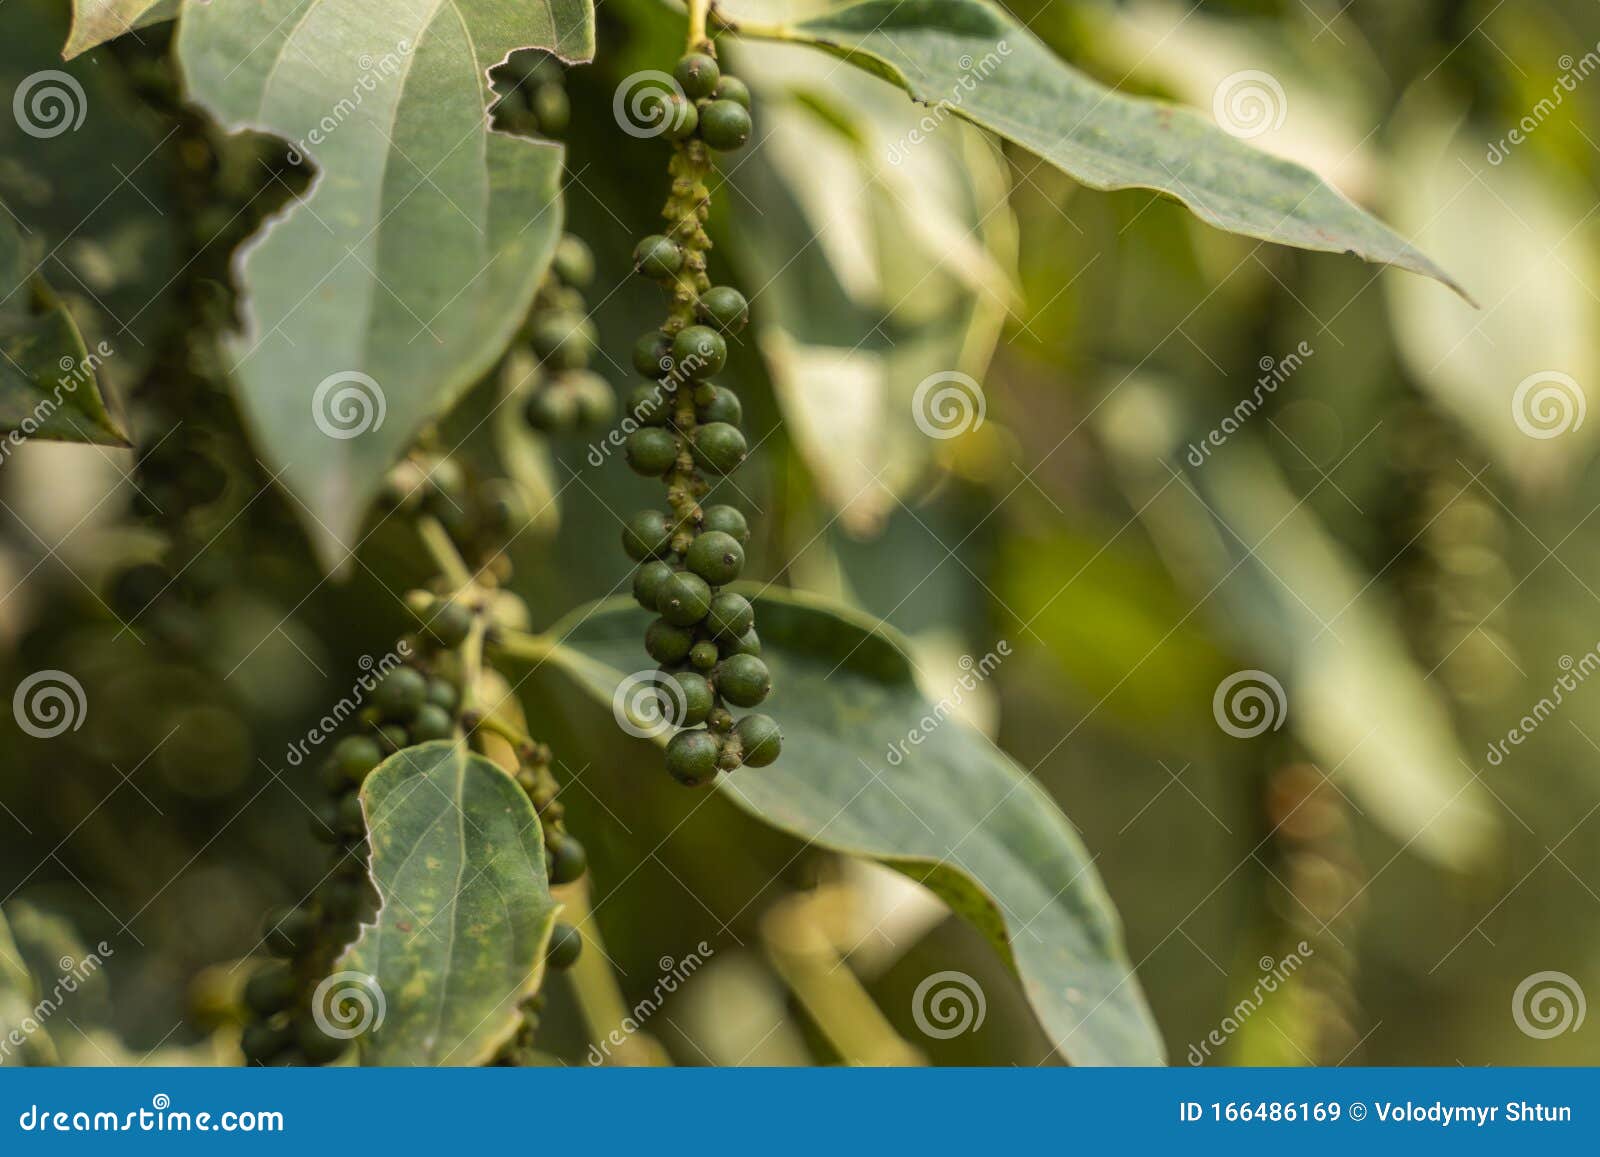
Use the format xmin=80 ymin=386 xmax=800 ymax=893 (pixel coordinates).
xmin=339 ymin=741 xmax=559 ymax=1066
xmin=0 ymin=216 xmax=126 ymax=445
xmin=176 ymin=0 xmax=592 ymax=570
xmin=729 ymin=0 xmax=1463 ymax=296
xmin=534 ymin=589 xmax=1166 ymax=1065
xmin=0 ymin=907 xmax=55 ymax=1066
xmin=63 ymin=0 xmax=180 ymax=59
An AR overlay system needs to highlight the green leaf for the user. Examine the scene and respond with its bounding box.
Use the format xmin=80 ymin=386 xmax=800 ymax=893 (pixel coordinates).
xmin=338 ymin=740 xmax=559 ymax=1066
xmin=0 ymin=907 xmax=56 ymax=1066
xmin=0 ymin=216 xmax=127 ymax=445
xmin=176 ymin=0 xmax=593 ymax=571
xmin=728 ymin=0 xmax=1464 ymax=297
xmin=63 ymin=0 xmax=180 ymax=59
xmin=531 ymin=589 xmax=1166 ymax=1066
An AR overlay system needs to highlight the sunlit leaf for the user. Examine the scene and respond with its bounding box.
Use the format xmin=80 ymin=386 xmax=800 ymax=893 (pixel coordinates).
xmin=62 ymin=0 xmax=180 ymax=59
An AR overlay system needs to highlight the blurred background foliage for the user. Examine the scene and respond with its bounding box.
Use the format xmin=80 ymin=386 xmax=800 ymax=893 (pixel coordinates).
xmin=2 ymin=0 xmax=1599 ymax=1065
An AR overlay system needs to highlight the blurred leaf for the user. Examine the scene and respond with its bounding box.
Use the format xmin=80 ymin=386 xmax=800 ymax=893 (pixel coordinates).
xmin=1099 ymin=385 xmax=1498 ymax=871
xmin=0 ymin=217 xmax=126 ymax=445
xmin=0 ymin=908 xmax=55 ymax=1066
xmin=493 ymin=348 xmax=562 ymax=540
xmin=1388 ymin=99 xmax=1598 ymax=487
xmin=532 ymin=589 xmax=1167 ymax=1065
xmin=725 ymin=41 xmax=1015 ymax=535
xmin=731 ymin=0 xmax=1463 ymax=296
xmin=340 ymin=741 xmax=560 ymax=1066
xmin=63 ymin=0 xmax=180 ymax=59
xmin=176 ymin=0 xmax=590 ymax=571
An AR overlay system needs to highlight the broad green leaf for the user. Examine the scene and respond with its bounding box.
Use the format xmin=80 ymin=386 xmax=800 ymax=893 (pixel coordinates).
xmin=727 ymin=0 xmax=1463 ymax=296
xmin=530 ymin=589 xmax=1166 ymax=1066
xmin=63 ymin=0 xmax=180 ymax=59
xmin=1098 ymin=382 xmax=1497 ymax=871
xmin=0 ymin=907 xmax=55 ymax=1066
xmin=726 ymin=41 xmax=1015 ymax=535
xmin=0 ymin=216 xmax=127 ymax=445
xmin=176 ymin=0 xmax=593 ymax=571
xmin=339 ymin=741 xmax=559 ymax=1066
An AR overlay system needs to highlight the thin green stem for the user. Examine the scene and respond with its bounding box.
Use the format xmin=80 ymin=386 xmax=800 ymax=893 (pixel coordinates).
xmin=686 ymin=0 xmax=711 ymax=50
xmin=416 ymin=514 xmax=474 ymax=591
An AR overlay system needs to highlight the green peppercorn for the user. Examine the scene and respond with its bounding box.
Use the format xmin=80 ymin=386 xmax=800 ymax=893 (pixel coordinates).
xmin=374 ymin=667 xmax=427 ymax=721
xmin=410 ymin=704 xmax=455 ymax=743
xmin=633 ymin=560 xmax=674 ymax=611
xmin=695 ymin=385 xmax=743 ymax=426
xmin=671 ymin=326 xmax=727 ymax=377
xmin=424 ymin=601 xmax=475 ymax=649
xmin=698 ymin=286 xmax=749 ymax=333
xmin=714 ymin=76 xmax=751 ymax=108
xmin=625 ymin=427 xmax=681 ymax=476
xmin=705 ymin=592 xmax=754 ymax=640
xmin=716 ymin=654 xmax=771 ymax=707
xmin=240 ymin=1020 xmax=294 ymax=1065
xmin=670 ymin=671 xmax=715 ymax=726
xmin=547 ymin=834 xmax=588 ymax=885
xmin=734 ymin=713 xmax=782 ymax=767
xmin=691 ymin=422 xmax=748 ymax=474
xmin=567 ymin=370 xmax=615 ymax=427
xmin=700 ymin=99 xmax=752 ymax=150
xmin=480 ymin=479 xmax=528 ymax=537
xmin=426 ymin=677 xmax=458 ymax=712
xmin=263 ymin=906 xmax=312 ymax=957
xmin=524 ymin=384 xmax=578 ymax=432
xmin=627 ymin=383 xmax=671 ymax=427
xmin=552 ymin=234 xmax=594 ymax=288
xmin=332 ymin=735 xmax=383 ymax=784
xmin=622 ymin=509 xmax=674 ymax=561
xmin=727 ymin=629 xmax=762 ymax=657
xmin=529 ymin=311 xmax=596 ymax=371
xmin=338 ymin=791 xmax=367 ymax=836
xmin=244 ymin=963 xmax=297 ymax=1017
xmin=295 ymin=1017 xmax=350 ymax=1065
xmin=634 ymin=234 xmax=683 ymax=280
xmin=645 ymin=618 xmax=695 ymax=664
xmin=657 ymin=571 xmax=712 ymax=626
xmin=633 ymin=331 xmax=674 ymax=377
xmin=665 ymin=728 xmax=721 ymax=786
xmin=701 ymin=504 xmax=749 ymax=544
xmin=685 ymin=530 xmax=744 ymax=585
xmin=675 ymin=52 xmax=721 ymax=100
xmin=311 ymin=799 xmax=342 ymax=843
xmin=547 ymin=922 xmax=583 ymax=969
xmin=662 ymin=96 xmax=699 ymax=140
xmin=690 ymin=640 xmax=720 ymax=670
xmin=376 ymin=724 xmax=410 ymax=753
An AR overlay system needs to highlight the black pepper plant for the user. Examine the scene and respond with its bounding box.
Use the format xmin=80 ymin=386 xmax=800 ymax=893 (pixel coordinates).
xmin=0 ymin=0 xmax=1463 ymax=1067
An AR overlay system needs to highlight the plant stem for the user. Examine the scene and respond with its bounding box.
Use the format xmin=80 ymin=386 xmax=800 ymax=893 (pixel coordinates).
xmin=416 ymin=514 xmax=475 ymax=591
xmin=686 ymin=0 xmax=711 ymax=51
xmin=490 ymin=627 xmax=562 ymax=666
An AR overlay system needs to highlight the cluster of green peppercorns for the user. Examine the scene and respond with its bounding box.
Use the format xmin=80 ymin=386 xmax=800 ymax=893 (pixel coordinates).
xmin=491 ymin=50 xmax=570 ymax=139
xmin=521 ymin=234 xmax=615 ymax=436
xmin=620 ymin=48 xmax=780 ymax=786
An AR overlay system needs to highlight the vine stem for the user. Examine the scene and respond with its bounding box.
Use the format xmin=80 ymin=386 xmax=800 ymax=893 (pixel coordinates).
xmin=686 ymin=0 xmax=711 ymax=50
xmin=416 ymin=514 xmax=475 ymax=591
